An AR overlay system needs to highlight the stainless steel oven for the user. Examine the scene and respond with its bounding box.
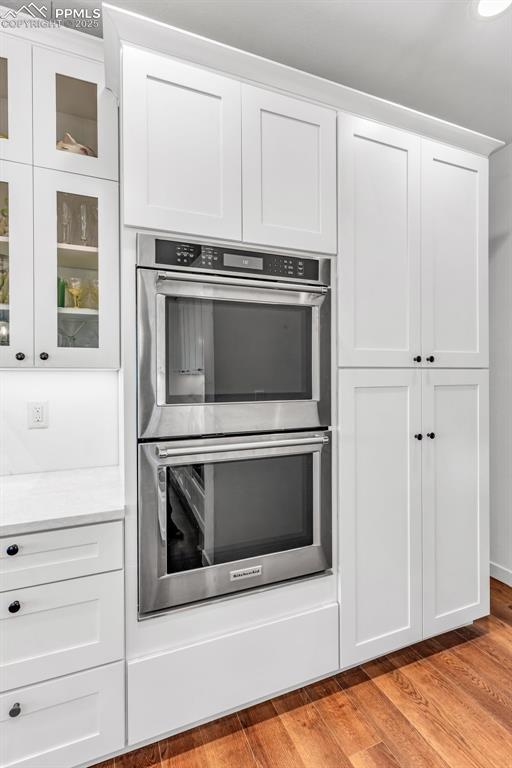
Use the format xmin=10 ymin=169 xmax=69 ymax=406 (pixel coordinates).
xmin=137 ymin=236 xmax=331 ymax=439
xmin=138 ymin=430 xmax=332 ymax=615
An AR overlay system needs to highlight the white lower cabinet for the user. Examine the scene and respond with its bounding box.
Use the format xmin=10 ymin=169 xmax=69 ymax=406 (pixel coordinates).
xmin=0 ymin=661 xmax=124 ymax=768
xmin=339 ymin=370 xmax=423 ymax=667
xmin=0 ymin=571 xmax=124 ymax=691
xmin=339 ymin=369 xmax=489 ymax=667
xmin=422 ymin=370 xmax=489 ymax=636
xmin=127 ymin=604 xmax=339 ymax=745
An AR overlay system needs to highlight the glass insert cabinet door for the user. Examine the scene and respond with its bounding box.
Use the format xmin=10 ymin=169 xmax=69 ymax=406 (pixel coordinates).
xmin=32 ymin=46 xmax=118 ymax=181
xmin=0 ymin=160 xmax=33 ymax=367
xmin=0 ymin=37 xmax=32 ymax=164
xmin=34 ymin=168 xmax=119 ymax=368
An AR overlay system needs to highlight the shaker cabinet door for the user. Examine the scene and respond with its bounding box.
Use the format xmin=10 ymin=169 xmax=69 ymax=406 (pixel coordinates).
xmin=122 ymin=46 xmax=242 ymax=240
xmin=338 ymin=116 xmax=421 ymax=367
xmin=339 ymin=369 xmax=422 ymax=667
xmin=0 ymin=160 xmax=33 ymax=368
xmin=0 ymin=36 xmax=32 ymax=165
xmin=242 ymin=85 xmax=337 ymax=253
xmin=33 ymin=168 xmax=119 ymax=368
xmin=421 ymin=141 xmax=488 ymax=367
xmin=422 ymin=370 xmax=489 ymax=636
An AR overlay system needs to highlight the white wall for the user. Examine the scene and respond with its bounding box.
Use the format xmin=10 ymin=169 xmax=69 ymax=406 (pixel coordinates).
xmin=0 ymin=370 xmax=119 ymax=476
xmin=490 ymin=143 xmax=512 ymax=587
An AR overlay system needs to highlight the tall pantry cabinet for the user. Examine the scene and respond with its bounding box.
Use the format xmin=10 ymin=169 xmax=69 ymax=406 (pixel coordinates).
xmin=338 ymin=115 xmax=490 ymax=667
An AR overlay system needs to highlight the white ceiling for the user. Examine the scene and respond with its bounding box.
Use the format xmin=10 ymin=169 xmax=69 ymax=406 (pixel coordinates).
xmin=64 ymin=0 xmax=512 ymax=142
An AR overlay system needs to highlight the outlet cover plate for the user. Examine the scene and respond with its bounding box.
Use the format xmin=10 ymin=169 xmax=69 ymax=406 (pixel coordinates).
xmin=28 ymin=401 xmax=49 ymax=429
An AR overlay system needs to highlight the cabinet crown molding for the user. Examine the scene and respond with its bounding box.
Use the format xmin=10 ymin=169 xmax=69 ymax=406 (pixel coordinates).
xmin=103 ymin=3 xmax=504 ymax=158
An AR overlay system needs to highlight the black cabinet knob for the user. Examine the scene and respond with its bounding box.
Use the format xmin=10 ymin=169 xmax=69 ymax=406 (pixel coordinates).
xmin=427 ymin=432 xmax=436 ymax=439
xmin=8 ymin=601 xmax=21 ymax=614
xmin=39 ymin=352 xmax=49 ymax=361
xmin=6 ymin=544 xmax=19 ymax=556
xmin=414 ymin=434 xmax=423 ymax=440
xmin=15 ymin=352 xmax=25 ymax=361
xmin=9 ymin=703 xmax=21 ymax=718
xmin=413 ymin=355 xmax=422 ymax=363
xmin=426 ymin=355 xmax=435 ymax=363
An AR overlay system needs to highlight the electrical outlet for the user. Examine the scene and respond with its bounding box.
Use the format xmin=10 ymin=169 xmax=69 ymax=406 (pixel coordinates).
xmin=28 ymin=402 xmax=49 ymax=429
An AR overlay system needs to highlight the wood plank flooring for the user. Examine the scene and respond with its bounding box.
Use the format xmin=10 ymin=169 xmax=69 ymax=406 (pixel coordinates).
xmin=97 ymin=579 xmax=512 ymax=768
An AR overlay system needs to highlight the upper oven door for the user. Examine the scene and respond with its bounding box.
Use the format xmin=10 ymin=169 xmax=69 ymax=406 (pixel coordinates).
xmin=137 ymin=268 xmax=331 ymax=439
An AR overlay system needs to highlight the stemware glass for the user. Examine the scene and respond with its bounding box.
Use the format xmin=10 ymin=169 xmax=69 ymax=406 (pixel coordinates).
xmin=90 ymin=277 xmax=99 ymax=310
xmin=61 ymin=197 xmax=72 ymax=244
xmin=67 ymin=276 xmax=83 ymax=308
xmin=80 ymin=202 xmax=88 ymax=247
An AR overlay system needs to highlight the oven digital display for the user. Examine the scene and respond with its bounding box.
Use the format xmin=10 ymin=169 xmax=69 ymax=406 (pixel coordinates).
xmin=224 ymin=253 xmax=264 ymax=270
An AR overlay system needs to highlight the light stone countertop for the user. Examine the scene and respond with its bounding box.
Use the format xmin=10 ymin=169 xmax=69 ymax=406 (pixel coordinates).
xmin=0 ymin=465 xmax=125 ymax=537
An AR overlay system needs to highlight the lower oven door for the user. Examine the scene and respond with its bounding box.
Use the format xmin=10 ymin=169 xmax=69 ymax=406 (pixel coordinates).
xmin=138 ymin=431 xmax=332 ymax=616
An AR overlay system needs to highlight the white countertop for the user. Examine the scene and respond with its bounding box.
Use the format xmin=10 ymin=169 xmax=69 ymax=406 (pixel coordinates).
xmin=0 ymin=466 xmax=125 ymax=537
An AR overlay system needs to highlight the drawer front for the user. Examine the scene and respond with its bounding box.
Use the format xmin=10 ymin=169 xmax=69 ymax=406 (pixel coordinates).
xmin=128 ymin=603 xmax=339 ymax=745
xmin=0 ymin=661 xmax=124 ymax=768
xmin=0 ymin=571 xmax=124 ymax=691
xmin=0 ymin=522 xmax=123 ymax=591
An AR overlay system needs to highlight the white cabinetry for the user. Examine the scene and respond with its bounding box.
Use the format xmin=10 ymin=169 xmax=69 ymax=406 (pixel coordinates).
xmin=34 ymin=168 xmax=119 ymax=368
xmin=123 ymin=47 xmax=242 ymax=240
xmin=0 ymin=160 xmax=33 ymax=367
xmin=338 ymin=123 xmax=488 ymax=369
xmin=421 ymin=141 xmax=489 ymax=368
xmin=338 ymin=370 xmax=422 ymax=666
xmin=121 ymin=49 xmax=337 ymax=252
xmin=339 ymin=369 xmax=489 ymax=666
xmin=242 ymin=85 xmax=337 ymax=253
xmin=338 ymin=117 xmax=421 ymax=366
xmin=422 ymin=370 xmax=489 ymax=636
xmin=32 ymin=46 xmax=118 ymax=181
xmin=0 ymin=36 xmax=32 ymax=165
xmin=0 ymin=662 xmax=124 ymax=768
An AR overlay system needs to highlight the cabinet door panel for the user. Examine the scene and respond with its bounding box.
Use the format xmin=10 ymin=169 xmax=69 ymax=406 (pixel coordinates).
xmin=0 ymin=36 xmax=32 ymax=164
xmin=123 ymin=46 xmax=241 ymax=240
xmin=33 ymin=168 xmax=119 ymax=368
xmin=0 ymin=160 xmax=33 ymax=367
xmin=339 ymin=370 xmax=422 ymax=667
xmin=32 ymin=47 xmax=118 ymax=181
xmin=422 ymin=370 xmax=489 ymax=636
xmin=242 ymin=85 xmax=336 ymax=253
xmin=421 ymin=142 xmax=488 ymax=367
xmin=338 ymin=117 xmax=421 ymax=367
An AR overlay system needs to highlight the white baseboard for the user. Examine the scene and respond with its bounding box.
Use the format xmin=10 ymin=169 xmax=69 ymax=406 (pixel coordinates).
xmin=491 ymin=562 xmax=512 ymax=587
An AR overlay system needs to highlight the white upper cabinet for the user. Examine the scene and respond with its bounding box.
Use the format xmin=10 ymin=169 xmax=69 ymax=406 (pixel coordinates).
xmin=339 ymin=369 xmax=422 ymax=667
xmin=421 ymin=141 xmax=488 ymax=368
xmin=0 ymin=160 xmax=33 ymax=367
xmin=33 ymin=168 xmax=119 ymax=369
xmin=242 ymin=86 xmax=337 ymax=253
xmin=0 ymin=36 xmax=32 ymax=165
xmin=32 ymin=47 xmax=118 ymax=181
xmin=422 ymin=370 xmax=489 ymax=636
xmin=338 ymin=117 xmax=421 ymax=366
xmin=122 ymin=46 xmax=241 ymax=240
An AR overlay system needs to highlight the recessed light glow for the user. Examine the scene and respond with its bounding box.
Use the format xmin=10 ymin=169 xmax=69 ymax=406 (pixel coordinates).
xmin=477 ymin=0 xmax=512 ymax=17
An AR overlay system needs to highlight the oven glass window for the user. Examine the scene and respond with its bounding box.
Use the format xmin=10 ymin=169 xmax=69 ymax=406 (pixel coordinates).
xmin=165 ymin=298 xmax=312 ymax=403
xmin=166 ymin=454 xmax=313 ymax=574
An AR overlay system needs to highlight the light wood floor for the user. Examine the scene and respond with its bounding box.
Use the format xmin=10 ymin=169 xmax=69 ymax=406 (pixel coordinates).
xmin=97 ymin=578 xmax=512 ymax=768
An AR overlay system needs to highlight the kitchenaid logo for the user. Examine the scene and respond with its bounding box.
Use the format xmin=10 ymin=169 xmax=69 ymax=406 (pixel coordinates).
xmin=230 ymin=565 xmax=263 ymax=582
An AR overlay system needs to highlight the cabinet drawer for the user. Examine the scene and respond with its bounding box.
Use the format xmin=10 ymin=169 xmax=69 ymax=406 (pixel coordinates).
xmin=0 ymin=522 xmax=123 ymax=591
xmin=0 ymin=661 xmax=124 ymax=768
xmin=0 ymin=571 xmax=124 ymax=691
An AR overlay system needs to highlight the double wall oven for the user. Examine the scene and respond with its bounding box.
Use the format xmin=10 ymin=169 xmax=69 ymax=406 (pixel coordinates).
xmin=137 ymin=236 xmax=332 ymax=615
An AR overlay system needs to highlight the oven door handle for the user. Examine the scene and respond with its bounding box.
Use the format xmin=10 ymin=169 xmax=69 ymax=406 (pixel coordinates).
xmin=156 ymin=271 xmax=328 ymax=295
xmin=157 ymin=434 xmax=329 ymax=459
xmin=157 ymin=467 xmax=167 ymax=543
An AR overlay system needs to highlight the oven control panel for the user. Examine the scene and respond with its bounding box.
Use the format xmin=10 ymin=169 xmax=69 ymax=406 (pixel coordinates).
xmin=154 ymin=239 xmax=320 ymax=282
